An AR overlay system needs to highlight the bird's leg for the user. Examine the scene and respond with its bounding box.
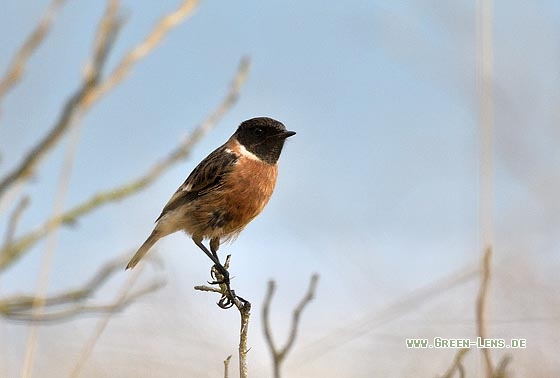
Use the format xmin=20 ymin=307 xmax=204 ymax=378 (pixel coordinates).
xmin=193 ymin=236 xmax=235 ymax=308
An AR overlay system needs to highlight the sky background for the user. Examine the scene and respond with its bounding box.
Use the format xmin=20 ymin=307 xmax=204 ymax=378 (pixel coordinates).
xmin=1 ymin=0 xmax=559 ymax=377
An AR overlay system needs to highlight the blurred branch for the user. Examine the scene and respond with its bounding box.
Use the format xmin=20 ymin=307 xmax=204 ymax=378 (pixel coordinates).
xmin=1 ymin=195 xmax=29 ymax=252
xmin=0 ymin=0 xmax=121 ymax=201
xmin=0 ymin=0 xmax=202 ymax=201
xmin=476 ymin=0 xmax=495 ymax=375
xmin=440 ymin=348 xmax=470 ymax=378
xmin=476 ymin=246 xmax=493 ymax=376
xmin=0 ymin=0 xmax=69 ymax=113
xmin=0 ymin=57 xmax=250 ymax=272
xmin=0 ymin=255 xmax=164 ymax=322
xmin=263 ymin=274 xmax=319 ymax=378
xmin=84 ymin=0 xmax=200 ymax=106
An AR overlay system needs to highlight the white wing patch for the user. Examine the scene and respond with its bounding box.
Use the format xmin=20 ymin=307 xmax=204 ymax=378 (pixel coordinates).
xmin=182 ymin=182 xmax=192 ymax=192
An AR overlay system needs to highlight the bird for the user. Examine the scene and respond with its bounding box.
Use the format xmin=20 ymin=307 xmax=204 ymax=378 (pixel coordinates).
xmin=125 ymin=117 xmax=295 ymax=276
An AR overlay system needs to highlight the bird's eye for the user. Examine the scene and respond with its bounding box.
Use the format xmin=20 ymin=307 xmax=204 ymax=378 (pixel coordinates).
xmin=253 ymin=127 xmax=264 ymax=136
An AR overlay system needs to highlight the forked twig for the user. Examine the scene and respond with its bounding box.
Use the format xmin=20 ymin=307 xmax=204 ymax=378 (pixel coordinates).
xmin=194 ymin=255 xmax=251 ymax=378
xmin=263 ymin=274 xmax=319 ymax=378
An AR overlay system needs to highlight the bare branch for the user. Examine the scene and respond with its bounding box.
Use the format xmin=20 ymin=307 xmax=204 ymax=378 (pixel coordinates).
xmin=476 ymin=246 xmax=493 ymax=376
xmin=194 ymin=255 xmax=251 ymax=378
xmin=85 ymin=0 xmax=201 ymax=106
xmin=0 ymin=255 xmax=164 ymax=322
xmin=0 ymin=57 xmax=250 ymax=272
xmin=0 ymin=0 xmax=69 ymax=112
xmin=263 ymin=274 xmax=319 ymax=378
xmin=0 ymin=0 xmax=203 ymax=200
xmin=0 ymin=0 xmax=122 ymax=200
xmin=1 ymin=195 xmax=29 ymax=251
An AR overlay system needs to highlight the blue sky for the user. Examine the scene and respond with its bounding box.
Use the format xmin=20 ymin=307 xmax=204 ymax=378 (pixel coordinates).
xmin=1 ymin=1 xmax=559 ymax=377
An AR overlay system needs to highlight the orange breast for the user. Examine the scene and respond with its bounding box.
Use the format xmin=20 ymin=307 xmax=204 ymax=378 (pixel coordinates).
xmin=219 ymin=157 xmax=278 ymax=234
xmin=183 ymin=155 xmax=279 ymax=240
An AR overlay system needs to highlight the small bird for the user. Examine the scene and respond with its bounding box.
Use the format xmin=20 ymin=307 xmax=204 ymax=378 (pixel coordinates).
xmin=126 ymin=117 xmax=295 ymax=273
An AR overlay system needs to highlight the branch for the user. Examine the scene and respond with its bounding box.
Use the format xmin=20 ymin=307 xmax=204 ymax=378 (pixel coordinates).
xmin=84 ymin=0 xmax=201 ymax=107
xmin=0 ymin=254 xmax=164 ymax=322
xmin=0 ymin=0 xmax=121 ymax=200
xmin=476 ymin=246 xmax=493 ymax=376
xmin=0 ymin=0 xmax=202 ymax=200
xmin=0 ymin=57 xmax=250 ymax=272
xmin=262 ymin=274 xmax=319 ymax=378
xmin=194 ymin=255 xmax=251 ymax=378
xmin=0 ymin=0 xmax=69 ymax=112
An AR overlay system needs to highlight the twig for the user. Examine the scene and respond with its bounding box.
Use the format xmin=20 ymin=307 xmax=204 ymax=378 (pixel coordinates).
xmin=440 ymin=348 xmax=470 ymax=378
xmin=1 ymin=196 xmax=29 ymax=252
xmin=194 ymin=256 xmax=251 ymax=378
xmin=476 ymin=247 xmax=493 ymax=376
xmin=237 ymin=298 xmax=251 ymax=378
xmin=262 ymin=274 xmax=319 ymax=378
xmin=0 ymin=57 xmax=250 ymax=272
xmin=0 ymin=0 xmax=69 ymax=113
xmin=223 ymin=355 xmax=232 ymax=378
xmin=0 ymin=254 xmax=163 ymax=322
xmin=0 ymin=0 xmax=122 ymax=201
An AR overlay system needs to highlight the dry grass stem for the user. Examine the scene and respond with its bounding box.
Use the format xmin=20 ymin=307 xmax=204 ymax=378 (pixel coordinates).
xmin=263 ymin=274 xmax=319 ymax=378
xmin=476 ymin=247 xmax=493 ymax=376
xmin=476 ymin=0 xmax=495 ymax=376
xmin=0 ymin=0 xmax=69 ymax=113
xmin=0 ymin=57 xmax=250 ymax=272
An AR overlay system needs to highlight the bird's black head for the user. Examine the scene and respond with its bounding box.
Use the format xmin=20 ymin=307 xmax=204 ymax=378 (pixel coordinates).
xmin=234 ymin=117 xmax=296 ymax=164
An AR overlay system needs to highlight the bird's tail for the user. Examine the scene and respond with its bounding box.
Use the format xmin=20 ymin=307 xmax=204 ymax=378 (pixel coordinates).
xmin=126 ymin=231 xmax=160 ymax=270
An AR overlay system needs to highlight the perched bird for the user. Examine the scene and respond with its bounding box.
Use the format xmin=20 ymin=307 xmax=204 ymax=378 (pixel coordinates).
xmin=126 ymin=117 xmax=295 ymax=273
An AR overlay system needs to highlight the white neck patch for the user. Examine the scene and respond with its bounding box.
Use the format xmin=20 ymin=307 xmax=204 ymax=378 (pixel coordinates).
xmin=236 ymin=143 xmax=261 ymax=161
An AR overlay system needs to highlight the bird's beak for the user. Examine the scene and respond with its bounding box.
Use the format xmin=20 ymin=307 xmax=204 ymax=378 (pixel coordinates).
xmin=280 ymin=130 xmax=296 ymax=139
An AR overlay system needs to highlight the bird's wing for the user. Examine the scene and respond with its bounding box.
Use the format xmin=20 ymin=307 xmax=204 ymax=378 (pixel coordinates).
xmin=155 ymin=144 xmax=238 ymax=222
